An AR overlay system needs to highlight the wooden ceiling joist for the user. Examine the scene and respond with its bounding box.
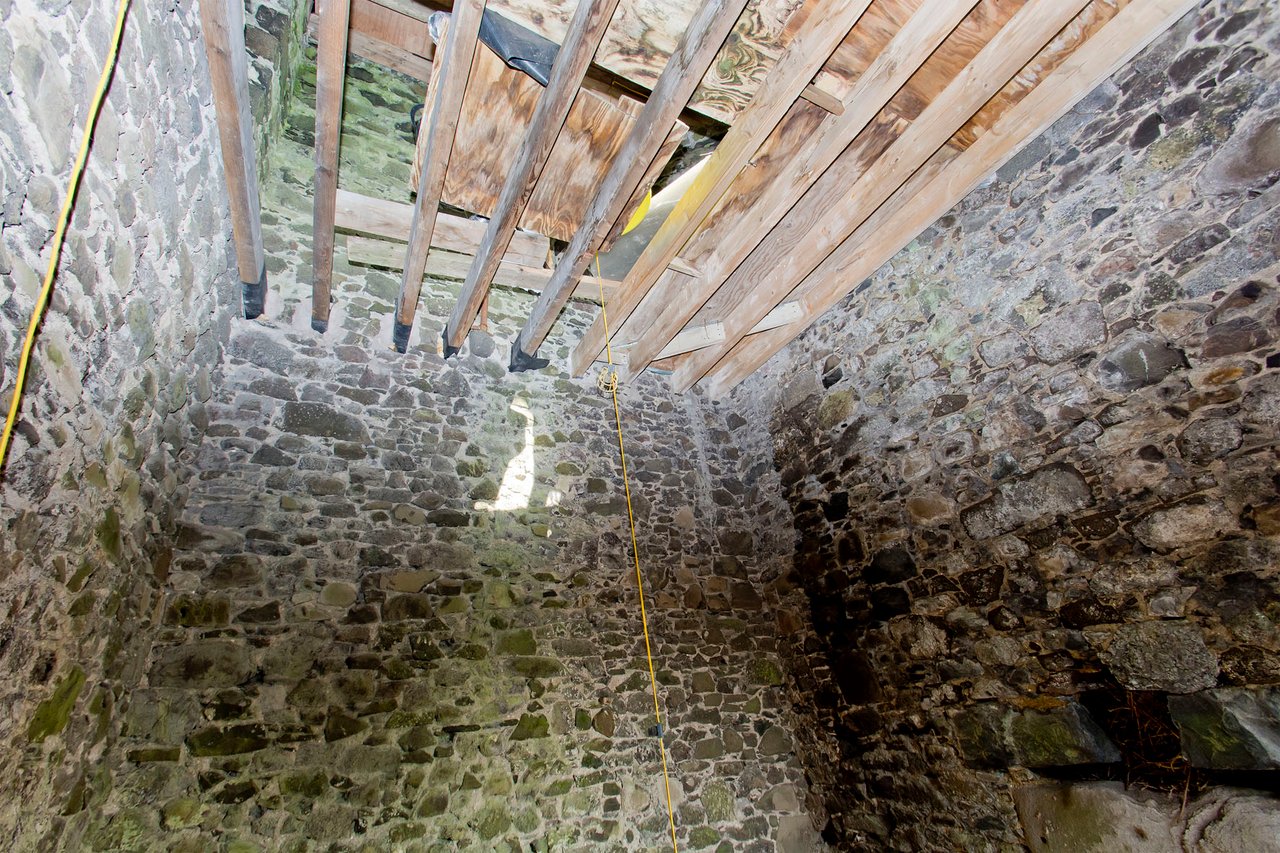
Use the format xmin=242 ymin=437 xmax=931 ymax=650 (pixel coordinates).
xmin=701 ymin=0 xmax=1200 ymax=397
xmin=567 ymin=0 xmax=878 ymax=377
xmin=346 ymin=236 xmax=620 ymax=302
xmin=392 ymin=0 xmax=484 ymax=353
xmin=199 ymin=0 xmax=268 ymax=319
xmin=334 ymin=188 xmax=549 ymax=267
xmin=442 ymin=0 xmax=623 ymax=356
xmin=507 ymin=0 xmax=753 ymax=371
xmin=665 ymin=0 xmax=1094 ymax=393
xmin=603 ymin=0 xmax=981 ymax=380
xmin=310 ymin=0 xmax=353 ymax=333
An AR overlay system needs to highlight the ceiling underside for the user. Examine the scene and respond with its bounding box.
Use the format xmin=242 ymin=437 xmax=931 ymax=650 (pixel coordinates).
xmin=298 ymin=0 xmax=1197 ymax=395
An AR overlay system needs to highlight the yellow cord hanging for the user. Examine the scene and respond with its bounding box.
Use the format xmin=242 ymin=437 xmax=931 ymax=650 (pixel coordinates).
xmin=0 ymin=0 xmax=132 ymax=475
xmin=594 ymin=253 xmax=679 ymax=852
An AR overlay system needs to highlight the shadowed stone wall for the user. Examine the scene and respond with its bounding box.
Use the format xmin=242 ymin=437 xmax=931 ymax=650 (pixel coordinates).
xmin=0 ymin=0 xmax=307 ymax=846
xmin=724 ymin=0 xmax=1280 ymax=848
xmin=0 ymin=0 xmax=242 ymax=845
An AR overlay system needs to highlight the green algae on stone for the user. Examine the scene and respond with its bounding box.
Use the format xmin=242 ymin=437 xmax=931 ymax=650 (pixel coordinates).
xmin=95 ymin=508 xmax=122 ymax=559
xmin=817 ymin=389 xmax=854 ymax=429
xmin=511 ymin=713 xmax=550 ymax=740
xmin=690 ymin=826 xmax=721 ymax=848
xmin=509 ymin=657 xmax=562 ymax=679
xmin=701 ymin=782 xmax=734 ymax=822
xmin=749 ymin=658 xmax=784 ymax=686
xmin=161 ymin=797 xmax=204 ymax=830
xmin=186 ymin=723 xmax=270 ymax=756
xmin=497 ymin=629 xmax=537 ymax=655
xmin=28 ymin=666 xmax=86 ymax=742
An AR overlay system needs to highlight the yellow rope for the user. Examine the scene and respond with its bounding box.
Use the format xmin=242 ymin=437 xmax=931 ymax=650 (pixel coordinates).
xmin=0 ymin=0 xmax=132 ymax=476
xmin=595 ymin=254 xmax=679 ymax=852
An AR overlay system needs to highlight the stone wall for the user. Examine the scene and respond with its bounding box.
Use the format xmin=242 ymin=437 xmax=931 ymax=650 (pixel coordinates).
xmin=0 ymin=0 xmax=245 ymax=846
xmin=726 ymin=0 xmax=1280 ymax=848
xmin=77 ymin=51 xmax=822 ymax=851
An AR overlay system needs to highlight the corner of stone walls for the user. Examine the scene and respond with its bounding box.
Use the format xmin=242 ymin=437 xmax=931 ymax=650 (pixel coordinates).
xmin=728 ymin=1 xmax=1280 ymax=849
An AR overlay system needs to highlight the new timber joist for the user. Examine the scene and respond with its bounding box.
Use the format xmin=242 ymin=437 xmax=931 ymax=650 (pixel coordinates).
xmin=666 ymin=0 xmax=1094 ymax=391
xmin=507 ymin=0 xmax=752 ymax=372
xmin=700 ymin=0 xmax=1201 ymax=397
xmin=571 ymin=0 xmax=978 ymax=379
xmin=392 ymin=0 xmax=485 ymax=352
xmin=567 ymin=0 xmax=880 ymax=377
xmin=199 ymin=0 xmax=267 ymax=318
xmin=442 ymin=0 xmax=623 ymax=357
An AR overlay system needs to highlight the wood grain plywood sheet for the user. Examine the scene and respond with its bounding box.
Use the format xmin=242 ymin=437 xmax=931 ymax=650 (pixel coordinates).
xmin=482 ymin=0 xmax=804 ymax=124
xmin=413 ymin=36 xmax=684 ymax=246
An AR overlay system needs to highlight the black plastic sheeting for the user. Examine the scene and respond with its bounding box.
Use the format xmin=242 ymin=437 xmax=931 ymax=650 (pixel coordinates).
xmin=478 ymin=9 xmax=560 ymax=88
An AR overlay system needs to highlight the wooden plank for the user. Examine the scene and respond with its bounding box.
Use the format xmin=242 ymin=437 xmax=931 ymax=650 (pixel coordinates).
xmin=612 ymin=0 xmax=979 ymax=376
xmin=611 ymin=299 xmax=800 ymax=365
xmin=443 ymin=0 xmax=623 ymax=352
xmin=311 ymin=0 xmax=352 ymax=333
xmin=307 ymin=13 xmax=433 ymax=81
xmin=655 ymin=322 xmax=726 ymax=359
xmin=568 ymin=0 xmax=877 ymax=377
xmin=510 ymin=0 xmax=753 ymax=369
xmin=411 ymin=35 xmax=680 ymax=245
xmin=366 ymin=0 xmax=434 ymax=24
xmin=199 ymin=0 xmax=268 ymax=318
xmin=349 ymin=0 xmax=434 ymax=59
xmin=346 ymin=236 xmax=618 ymax=301
xmin=799 ymin=83 xmax=843 ymax=115
xmin=392 ymin=0 xmax=484 ymax=353
xmin=752 ymin=299 xmax=803 ymax=332
xmin=334 ymin=189 xmax=548 ymax=266
xmin=469 ymin=0 xmax=802 ymax=125
xmin=703 ymin=0 xmax=1198 ymax=397
xmin=670 ymin=0 xmax=1094 ymax=392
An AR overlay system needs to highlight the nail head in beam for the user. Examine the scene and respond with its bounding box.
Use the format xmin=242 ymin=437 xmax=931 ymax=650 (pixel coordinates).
xmin=611 ymin=0 xmax=978 ymax=377
xmin=199 ymin=0 xmax=268 ymax=318
xmin=444 ymin=0 xmax=623 ymax=351
xmin=670 ymin=0 xmax=1093 ymax=393
xmin=311 ymin=0 xmax=353 ymax=333
xmin=567 ymin=0 xmax=876 ymax=377
xmin=511 ymin=0 xmax=755 ymax=367
xmin=701 ymin=0 xmax=1201 ymax=398
xmin=393 ymin=0 xmax=485 ymax=354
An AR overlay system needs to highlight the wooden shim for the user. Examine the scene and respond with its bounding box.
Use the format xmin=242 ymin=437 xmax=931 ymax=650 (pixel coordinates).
xmin=703 ymin=0 xmax=1199 ymax=397
xmin=668 ymin=0 xmax=1092 ymax=393
xmin=333 ymin=188 xmax=549 ymax=266
xmin=393 ymin=1 xmax=483 ymax=352
xmin=614 ymin=0 xmax=979 ymax=376
xmin=307 ymin=13 xmax=433 ymax=81
xmin=799 ymin=82 xmax=844 ymax=115
xmin=601 ymin=301 xmax=798 ymax=365
xmin=512 ymin=0 xmax=753 ymax=364
xmin=444 ymin=0 xmax=623 ymax=351
xmin=567 ymin=0 xmax=874 ymax=376
xmin=346 ymin=236 xmax=617 ymax=301
xmin=311 ymin=0 xmax=352 ymax=332
xmin=199 ymin=0 xmax=267 ymax=315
